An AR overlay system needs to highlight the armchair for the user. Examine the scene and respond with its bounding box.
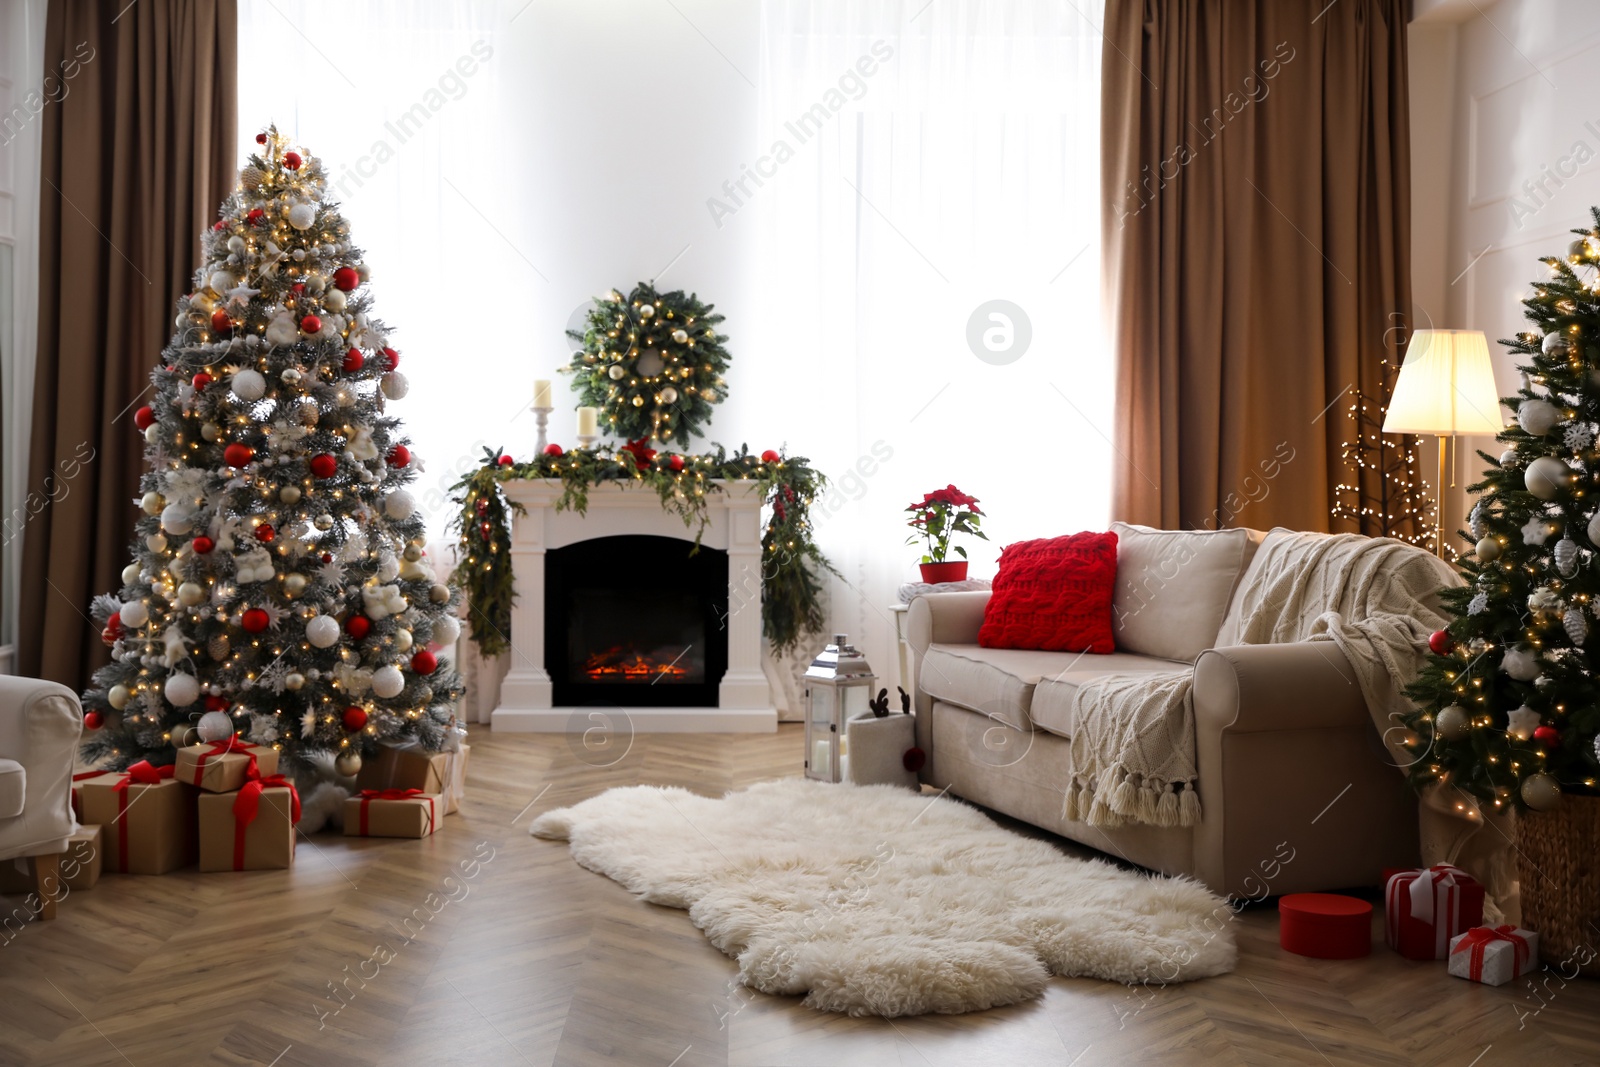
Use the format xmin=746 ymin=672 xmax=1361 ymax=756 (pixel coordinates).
xmin=0 ymin=676 xmax=83 ymax=921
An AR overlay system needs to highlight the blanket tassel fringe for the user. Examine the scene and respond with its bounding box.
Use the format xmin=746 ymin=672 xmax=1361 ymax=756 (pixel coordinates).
xmin=1062 ymin=769 xmax=1202 ymax=830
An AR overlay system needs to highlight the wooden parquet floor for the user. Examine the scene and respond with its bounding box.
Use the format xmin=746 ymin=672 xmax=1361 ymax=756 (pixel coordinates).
xmin=2 ymin=724 xmax=1598 ymax=1067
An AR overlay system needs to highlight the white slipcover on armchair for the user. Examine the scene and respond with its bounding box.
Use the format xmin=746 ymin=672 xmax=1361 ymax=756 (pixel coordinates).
xmin=0 ymin=676 xmax=83 ymax=920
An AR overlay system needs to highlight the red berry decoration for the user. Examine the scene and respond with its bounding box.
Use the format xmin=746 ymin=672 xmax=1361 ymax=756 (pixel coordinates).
xmin=205 ymin=694 xmax=230 ymax=712
xmin=247 ymin=207 xmax=265 ymax=225
xmin=283 ymin=151 xmax=302 ymax=170
xmin=309 ymin=453 xmax=338 ymax=478
xmin=241 ymin=608 xmax=270 ymax=633
xmin=254 ymin=524 xmax=276 ymax=543
xmin=543 ymin=444 xmax=564 ymax=457
xmin=761 ymin=449 xmax=781 ymax=463
xmin=387 ymin=445 xmax=410 ymax=468
xmin=333 ymin=267 xmax=360 ymax=292
xmin=223 ymin=443 xmax=254 ymax=467
xmin=134 ymin=405 xmax=155 ymax=431
xmin=411 ymin=650 xmax=438 ymax=676
xmin=382 ymin=346 xmax=400 ymax=370
xmin=497 ymin=455 xmax=514 ymax=467
xmin=346 ymin=615 xmax=371 ymax=639
xmin=210 ymin=308 xmax=232 ymax=334
xmin=475 ymin=498 xmax=489 ymax=515
xmin=300 ymin=313 xmax=322 ymax=335
xmin=479 ymin=521 xmax=492 ymax=538
xmin=192 ymin=535 xmax=215 ymax=555
xmin=1428 ymin=630 xmax=1454 ymax=656
xmin=903 ymin=746 xmax=927 ymax=773
xmin=667 ymin=454 xmax=684 ymax=472
xmin=1533 ymin=725 xmax=1561 ymax=750
xmin=193 ymin=372 xmax=214 ymax=390
xmin=342 ymin=707 xmax=368 ymax=732
xmin=321 ymin=552 xmax=333 ymax=563
xmin=342 ymin=347 xmax=364 ymax=372
xmin=84 ymin=711 xmax=104 ymax=730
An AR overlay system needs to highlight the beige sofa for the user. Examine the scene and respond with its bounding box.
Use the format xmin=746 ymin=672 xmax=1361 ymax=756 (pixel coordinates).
xmin=907 ymin=524 xmax=1424 ymax=899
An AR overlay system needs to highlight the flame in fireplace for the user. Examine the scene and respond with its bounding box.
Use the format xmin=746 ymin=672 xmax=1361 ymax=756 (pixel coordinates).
xmin=583 ymin=646 xmax=691 ymax=682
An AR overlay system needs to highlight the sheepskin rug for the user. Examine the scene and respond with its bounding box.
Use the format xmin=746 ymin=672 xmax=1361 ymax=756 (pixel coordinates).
xmin=530 ymin=779 xmax=1236 ymax=1017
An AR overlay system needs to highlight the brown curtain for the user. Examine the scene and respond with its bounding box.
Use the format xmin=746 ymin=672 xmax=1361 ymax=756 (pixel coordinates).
xmin=17 ymin=0 xmax=236 ymax=685
xmin=1103 ymin=0 xmax=1413 ymax=536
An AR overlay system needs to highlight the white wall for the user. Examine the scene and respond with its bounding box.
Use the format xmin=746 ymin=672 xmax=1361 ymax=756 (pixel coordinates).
xmin=1412 ymin=0 xmax=1600 ymax=536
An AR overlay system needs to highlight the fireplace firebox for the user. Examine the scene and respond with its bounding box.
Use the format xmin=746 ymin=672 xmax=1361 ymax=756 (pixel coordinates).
xmin=545 ymin=535 xmax=729 ymax=707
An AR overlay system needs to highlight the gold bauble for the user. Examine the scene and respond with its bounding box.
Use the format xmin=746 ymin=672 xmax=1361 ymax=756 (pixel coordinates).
xmin=280 ymin=485 xmax=302 ymax=504
xmin=402 ymin=543 xmax=423 ymax=562
xmin=107 ymin=684 xmax=131 ymax=710
xmin=334 ymin=752 xmax=362 ymax=777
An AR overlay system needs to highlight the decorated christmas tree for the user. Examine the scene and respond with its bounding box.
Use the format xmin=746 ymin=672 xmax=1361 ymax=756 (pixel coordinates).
xmin=1330 ymin=362 xmax=1435 ymax=551
xmin=1401 ymin=213 xmax=1600 ymax=814
xmin=80 ymin=127 xmax=463 ymax=775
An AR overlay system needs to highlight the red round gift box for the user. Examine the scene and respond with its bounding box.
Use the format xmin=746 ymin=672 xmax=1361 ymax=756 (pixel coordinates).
xmin=1279 ymin=893 xmax=1372 ymax=959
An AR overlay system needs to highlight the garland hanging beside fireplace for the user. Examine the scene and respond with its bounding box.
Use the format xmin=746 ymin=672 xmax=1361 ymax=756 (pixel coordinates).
xmin=449 ymin=444 xmax=835 ymax=658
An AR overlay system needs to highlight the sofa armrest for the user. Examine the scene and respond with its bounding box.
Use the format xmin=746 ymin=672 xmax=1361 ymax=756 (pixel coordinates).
xmin=906 ymin=591 xmax=991 ymax=657
xmin=0 ymin=676 xmax=83 ymax=862
xmin=1193 ymin=642 xmax=1369 ymax=734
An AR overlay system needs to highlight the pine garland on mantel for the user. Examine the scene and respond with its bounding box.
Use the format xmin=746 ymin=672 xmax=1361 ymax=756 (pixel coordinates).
xmin=449 ymin=443 xmax=836 ymax=658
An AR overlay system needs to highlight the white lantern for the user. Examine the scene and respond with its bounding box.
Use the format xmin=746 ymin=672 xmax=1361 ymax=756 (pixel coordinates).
xmin=803 ymin=634 xmax=875 ymax=783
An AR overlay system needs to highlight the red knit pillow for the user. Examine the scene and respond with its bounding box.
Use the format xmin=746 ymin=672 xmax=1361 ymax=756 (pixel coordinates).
xmin=978 ymin=532 xmax=1119 ymax=652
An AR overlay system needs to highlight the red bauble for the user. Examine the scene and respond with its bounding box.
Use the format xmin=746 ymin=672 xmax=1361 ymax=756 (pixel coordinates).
xmin=283 ymin=151 xmax=303 ymax=170
xmin=346 ymin=615 xmax=371 ymax=639
xmin=475 ymin=498 xmax=489 ymax=515
xmin=332 ymin=267 xmax=360 ymax=292
xmin=255 ymin=132 xmax=268 ymax=145
xmin=321 ymin=553 xmax=333 ymax=563
xmin=241 ymin=608 xmax=270 ymax=633
xmin=100 ymin=626 xmax=119 ymax=647
xmin=387 ymin=445 xmax=410 ymax=468
xmin=543 ymin=444 xmax=564 ymax=457
xmin=309 ymin=453 xmax=338 ymax=478
xmin=902 ymin=746 xmax=927 ymax=773
xmin=1428 ymin=630 xmax=1455 ymax=655
xmin=497 ymin=455 xmax=514 ymax=467
xmin=342 ymin=348 xmax=364 ymax=372
xmin=382 ymin=346 xmax=400 ymax=370
xmin=205 ymin=694 xmax=230 ymax=712
xmin=84 ymin=711 xmax=104 ymax=730
xmin=134 ymin=405 xmax=155 ymax=431
xmin=479 ymin=521 xmax=492 ymax=538
xmin=192 ymin=372 xmax=214 ymax=390
xmin=191 ymin=535 xmax=215 ymax=555
xmin=212 ymin=220 xmax=227 ymax=232
xmin=254 ymin=524 xmax=276 ymax=543
xmin=247 ymin=208 xmax=265 ymax=226
xmin=411 ymin=650 xmax=438 ymax=676
xmin=210 ymin=308 xmax=232 ymax=334
xmin=1533 ymin=725 xmax=1561 ymax=749
xmin=223 ymin=443 xmax=254 ymax=467
xmin=105 ymin=615 xmax=123 ymax=639
xmin=291 ymin=283 xmax=306 ymax=296
xmin=342 ymin=707 xmax=368 ymax=732
xmin=300 ymin=314 xmax=322 ymax=335
xmin=761 ymin=449 xmax=781 ymax=463
xmin=667 ymin=454 xmax=684 ymax=472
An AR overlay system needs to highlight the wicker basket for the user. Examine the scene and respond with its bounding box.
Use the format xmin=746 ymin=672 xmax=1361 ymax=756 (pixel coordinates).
xmin=1516 ymin=794 xmax=1600 ymax=977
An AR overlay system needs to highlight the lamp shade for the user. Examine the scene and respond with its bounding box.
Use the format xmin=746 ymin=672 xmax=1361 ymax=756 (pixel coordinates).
xmin=1382 ymin=329 xmax=1503 ymax=435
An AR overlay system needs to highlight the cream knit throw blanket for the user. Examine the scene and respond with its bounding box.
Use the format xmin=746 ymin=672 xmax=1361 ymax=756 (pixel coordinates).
xmin=1062 ymin=531 xmax=1457 ymax=830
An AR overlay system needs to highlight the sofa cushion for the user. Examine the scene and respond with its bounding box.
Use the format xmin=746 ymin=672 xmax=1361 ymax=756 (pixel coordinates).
xmin=979 ymin=531 xmax=1118 ymax=653
xmin=1112 ymin=523 xmax=1259 ymax=662
xmin=0 ymin=759 xmax=24 ymax=820
xmin=920 ymin=644 xmax=1111 ymax=730
xmin=1029 ymin=657 xmax=1193 ymax=739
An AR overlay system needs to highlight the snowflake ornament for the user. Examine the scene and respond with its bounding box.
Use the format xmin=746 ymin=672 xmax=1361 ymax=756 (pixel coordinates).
xmin=247 ymin=714 xmax=280 ymax=745
xmin=1506 ymin=705 xmax=1542 ymax=741
xmin=301 ymin=709 xmax=318 ymax=739
xmin=1469 ymin=591 xmax=1490 ymax=615
xmin=1522 ymin=514 xmax=1557 ymax=547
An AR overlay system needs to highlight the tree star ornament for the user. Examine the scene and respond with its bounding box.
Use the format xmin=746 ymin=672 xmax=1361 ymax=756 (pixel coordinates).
xmin=1522 ymin=513 xmax=1556 ymax=547
xmin=1506 ymin=706 xmax=1543 ymax=742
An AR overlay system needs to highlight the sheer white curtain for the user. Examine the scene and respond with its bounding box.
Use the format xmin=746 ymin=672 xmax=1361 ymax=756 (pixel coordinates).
xmin=236 ymin=0 xmax=511 ymax=539
xmin=745 ymin=1 xmax=1106 ymax=675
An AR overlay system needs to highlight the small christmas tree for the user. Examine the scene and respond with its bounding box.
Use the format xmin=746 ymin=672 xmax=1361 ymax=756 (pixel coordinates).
xmin=1401 ymin=212 xmax=1600 ymax=814
xmin=1331 ymin=362 xmax=1436 ymax=551
xmin=80 ymin=127 xmax=463 ymax=773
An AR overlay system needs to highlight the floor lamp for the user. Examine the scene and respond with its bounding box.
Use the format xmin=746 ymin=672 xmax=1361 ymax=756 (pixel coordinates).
xmin=1381 ymin=330 xmax=1504 ymax=556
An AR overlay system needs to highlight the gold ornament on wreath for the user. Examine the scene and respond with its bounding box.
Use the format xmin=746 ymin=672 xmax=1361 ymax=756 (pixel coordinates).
xmin=563 ymin=282 xmax=731 ymax=445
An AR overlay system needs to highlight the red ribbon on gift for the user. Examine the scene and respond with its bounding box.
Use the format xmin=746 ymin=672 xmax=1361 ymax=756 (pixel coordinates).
xmin=107 ymin=761 xmax=175 ymax=873
xmin=230 ymin=774 xmax=302 ymax=871
xmin=187 ymin=737 xmax=260 ymax=787
xmin=356 ymin=788 xmax=433 ymax=836
xmin=1452 ymin=925 xmax=1529 ymax=983
xmin=1386 ymin=864 xmax=1474 ymax=958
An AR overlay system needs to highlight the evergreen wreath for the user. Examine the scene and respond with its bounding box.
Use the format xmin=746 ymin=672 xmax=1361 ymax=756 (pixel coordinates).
xmin=564 ymin=282 xmax=730 ymax=445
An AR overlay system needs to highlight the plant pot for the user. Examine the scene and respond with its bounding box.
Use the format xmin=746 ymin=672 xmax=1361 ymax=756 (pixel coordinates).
xmin=919 ymin=561 xmax=968 ymax=583
xmin=1516 ymin=794 xmax=1600 ymax=976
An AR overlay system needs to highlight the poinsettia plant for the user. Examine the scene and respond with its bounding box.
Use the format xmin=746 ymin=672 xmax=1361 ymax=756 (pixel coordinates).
xmin=905 ymin=485 xmax=989 ymax=563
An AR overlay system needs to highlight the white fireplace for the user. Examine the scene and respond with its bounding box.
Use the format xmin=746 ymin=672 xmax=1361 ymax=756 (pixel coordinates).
xmin=490 ymin=479 xmax=778 ymax=732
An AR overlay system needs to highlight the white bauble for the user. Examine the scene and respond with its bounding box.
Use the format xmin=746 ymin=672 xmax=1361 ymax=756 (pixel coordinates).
xmin=1587 ymin=512 xmax=1600 ymax=549
xmin=672 ymin=329 xmax=688 ymax=343
xmin=384 ymin=490 xmax=416 ymax=520
xmin=122 ymin=562 xmax=141 ymax=584
xmin=280 ymin=485 xmax=301 ymax=504
xmin=284 ymin=574 xmax=308 ymax=597
xmin=639 ymin=303 xmax=655 ymax=318
xmin=146 ymin=533 xmax=168 ymax=553
xmin=323 ymin=288 xmax=347 ymax=312
xmin=433 ymin=615 xmax=461 ymax=645
xmin=335 ymin=752 xmax=363 ymax=777
xmin=394 ymin=628 xmax=413 ymax=652
xmin=357 ymin=262 xmax=371 ymax=282
xmin=208 ymin=270 xmax=236 ymax=295
xmin=107 ymin=684 xmax=131 ymax=710
xmin=371 ymin=665 xmax=405 ymax=699
xmin=304 ymin=271 xmax=327 ymax=294
xmin=1435 ymin=704 xmax=1471 ymax=741
xmin=160 ymin=503 xmax=193 ymax=535
xmin=285 ymin=672 xmax=306 ymax=691
xmin=1518 ymin=398 xmax=1561 ymax=436
xmin=164 ymin=672 xmax=201 ymax=707
xmin=1524 ymin=456 xmax=1570 ymax=500
xmin=144 ymin=424 xmax=160 ymax=445
xmin=1500 ymin=448 xmax=1518 ymax=465
xmin=1476 ymin=537 xmax=1501 ymax=562
xmin=288 ymin=202 xmax=316 ymax=230
xmin=176 ymin=582 xmax=205 ymax=607
xmin=1521 ymin=772 xmax=1562 ymax=811
xmin=660 ymin=386 xmax=679 ymax=405
xmin=429 ymin=584 xmax=450 ymax=604
xmin=201 ymin=421 xmax=221 ymax=441
xmin=305 ymin=614 xmax=341 ymax=648
xmin=381 ymin=371 xmax=409 ymax=400
xmin=120 ymin=600 xmax=149 ymax=628
xmin=608 ymin=365 xmax=626 ymax=380
xmin=227 ymin=235 xmax=246 ymax=255
xmin=141 ymin=491 xmax=165 ymax=515
xmin=196 ymin=709 xmax=233 ymax=742
xmin=1542 ymin=331 xmax=1573 ymax=357
xmin=1502 ymin=646 xmax=1543 ymax=681
xmin=231 ymin=368 xmax=267 ymax=401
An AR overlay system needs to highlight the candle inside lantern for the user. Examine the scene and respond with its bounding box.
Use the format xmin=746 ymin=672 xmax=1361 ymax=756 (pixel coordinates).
xmin=576 ymin=406 xmax=598 ymax=436
xmin=533 ymin=379 xmax=552 ymax=408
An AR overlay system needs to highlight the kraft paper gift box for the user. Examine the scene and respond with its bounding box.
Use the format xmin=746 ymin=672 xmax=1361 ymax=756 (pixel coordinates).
xmin=344 ymin=789 xmax=441 ymax=838
xmin=77 ymin=763 xmax=195 ymax=875
xmin=1449 ymin=926 xmax=1540 ymax=986
xmin=1384 ymin=865 xmax=1485 ymax=960
xmin=198 ymin=776 xmax=300 ymax=872
xmin=174 ymin=738 xmax=280 ymax=794
xmin=0 ymin=825 xmax=101 ymax=894
xmin=356 ymin=741 xmax=449 ymax=797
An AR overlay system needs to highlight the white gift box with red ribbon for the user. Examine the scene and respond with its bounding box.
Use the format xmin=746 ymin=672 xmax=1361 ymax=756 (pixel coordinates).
xmin=1448 ymin=926 xmax=1539 ymax=986
xmin=1383 ymin=864 xmax=1485 ymax=960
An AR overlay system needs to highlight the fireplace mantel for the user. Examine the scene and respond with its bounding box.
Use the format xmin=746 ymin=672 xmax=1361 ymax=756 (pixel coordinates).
xmin=489 ymin=479 xmax=778 ymax=732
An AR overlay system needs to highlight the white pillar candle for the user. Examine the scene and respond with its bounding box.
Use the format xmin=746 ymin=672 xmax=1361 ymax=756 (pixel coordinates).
xmin=576 ymin=406 xmax=598 ymax=436
xmin=812 ymin=738 xmax=831 ymax=776
xmin=533 ymin=379 xmax=552 ymax=408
